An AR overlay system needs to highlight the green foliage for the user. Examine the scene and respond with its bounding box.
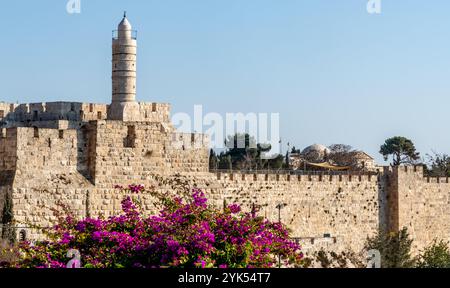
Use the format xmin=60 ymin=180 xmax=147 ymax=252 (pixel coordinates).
xmin=302 ymin=249 xmax=365 ymax=268
xmin=327 ymin=144 xmax=356 ymax=167
xmin=365 ymin=228 xmax=416 ymax=268
xmin=290 ymin=146 xmax=301 ymax=154
xmin=211 ymin=133 xmax=286 ymax=170
xmin=417 ymin=240 xmax=450 ymax=268
xmin=209 ymin=149 xmax=218 ymax=170
xmin=379 ymin=136 xmax=420 ymax=166
xmin=268 ymin=154 xmax=285 ymax=169
xmin=0 ymin=240 xmax=20 ymax=267
xmin=425 ymin=152 xmax=450 ymax=177
xmin=1 ymin=191 xmax=16 ymax=244
xmin=1 ymin=191 xmax=13 ymax=224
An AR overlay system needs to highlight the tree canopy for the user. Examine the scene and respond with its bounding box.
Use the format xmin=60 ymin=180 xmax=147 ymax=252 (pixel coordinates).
xmin=365 ymin=227 xmax=415 ymax=268
xmin=379 ymin=136 xmax=420 ymax=166
xmin=210 ymin=133 xmax=285 ymax=171
xmin=425 ymin=152 xmax=450 ymax=177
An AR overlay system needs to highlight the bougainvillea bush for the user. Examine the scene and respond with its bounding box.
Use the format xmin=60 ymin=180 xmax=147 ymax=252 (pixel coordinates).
xmin=12 ymin=186 xmax=303 ymax=268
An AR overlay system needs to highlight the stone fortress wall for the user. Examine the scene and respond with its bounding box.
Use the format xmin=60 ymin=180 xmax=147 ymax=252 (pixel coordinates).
xmin=1 ymin=101 xmax=450 ymax=255
xmin=386 ymin=165 xmax=450 ymax=253
xmin=211 ymin=172 xmax=386 ymax=254
xmin=0 ymin=101 xmax=211 ymax=241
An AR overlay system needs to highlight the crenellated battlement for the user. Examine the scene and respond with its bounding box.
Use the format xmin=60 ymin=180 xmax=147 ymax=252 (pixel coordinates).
xmin=0 ymin=101 xmax=172 ymax=126
xmin=0 ymin=102 xmax=107 ymax=123
xmin=138 ymin=102 xmax=171 ymax=123
xmin=215 ymin=171 xmax=379 ymax=183
xmin=171 ymin=132 xmax=210 ymax=150
xmin=392 ymin=165 xmax=450 ymax=185
xmin=424 ymin=176 xmax=450 ymax=184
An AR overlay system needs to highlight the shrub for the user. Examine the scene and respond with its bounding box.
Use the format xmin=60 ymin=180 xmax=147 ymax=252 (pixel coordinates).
xmin=365 ymin=227 xmax=416 ymax=268
xmin=13 ymin=186 xmax=303 ymax=268
xmin=302 ymin=249 xmax=365 ymax=268
xmin=0 ymin=240 xmax=20 ymax=267
xmin=417 ymin=240 xmax=450 ymax=268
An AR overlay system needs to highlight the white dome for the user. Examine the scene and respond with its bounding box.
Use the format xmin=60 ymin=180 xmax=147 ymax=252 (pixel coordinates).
xmin=302 ymin=144 xmax=330 ymax=155
xmin=301 ymin=144 xmax=330 ymax=163
xmin=116 ymin=14 xmax=134 ymax=40
xmin=118 ymin=16 xmax=132 ymax=30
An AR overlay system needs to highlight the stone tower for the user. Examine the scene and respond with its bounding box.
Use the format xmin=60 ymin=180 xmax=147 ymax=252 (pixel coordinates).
xmin=108 ymin=13 xmax=140 ymax=121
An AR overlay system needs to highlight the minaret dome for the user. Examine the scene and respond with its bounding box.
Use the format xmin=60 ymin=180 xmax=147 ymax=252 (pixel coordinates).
xmin=118 ymin=14 xmax=132 ymax=38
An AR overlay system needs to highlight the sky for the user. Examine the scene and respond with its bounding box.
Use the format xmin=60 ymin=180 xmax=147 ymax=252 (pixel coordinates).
xmin=1 ymin=0 xmax=449 ymax=163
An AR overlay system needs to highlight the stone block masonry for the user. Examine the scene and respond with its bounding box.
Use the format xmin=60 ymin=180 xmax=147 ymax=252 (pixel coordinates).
xmin=387 ymin=166 xmax=450 ymax=253
xmin=211 ymin=172 xmax=386 ymax=254
xmin=1 ymin=103 xmax=450 ymax=256
xmin=88 ymin=120 xmax=209 ymax=186
xmin=0 ymin=99 xmax=212 ymax=242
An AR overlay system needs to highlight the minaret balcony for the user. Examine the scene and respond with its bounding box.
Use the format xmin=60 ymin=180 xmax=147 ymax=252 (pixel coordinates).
xmin=112 ymin=30 xmax=137 ymax=40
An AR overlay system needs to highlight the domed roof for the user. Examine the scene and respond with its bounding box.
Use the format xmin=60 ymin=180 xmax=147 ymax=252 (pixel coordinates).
xmin=118 ymin=14 xmax=132 ymax=30
xmin=302 ymin=144 xmax=330 ymax=155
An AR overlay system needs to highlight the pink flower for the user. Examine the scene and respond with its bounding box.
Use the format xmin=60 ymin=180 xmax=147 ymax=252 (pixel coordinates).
xmin=128 ymin=184 xmax=145 ymax=194
xmin=14 ymin=186 xmax=302 ymax=269
xmin=228 ymin=204 xmax=241 ymax=214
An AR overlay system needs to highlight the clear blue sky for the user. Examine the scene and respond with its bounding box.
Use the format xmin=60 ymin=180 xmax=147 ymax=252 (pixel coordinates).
xmin=1 ymin=0 xmax=449 ymax=163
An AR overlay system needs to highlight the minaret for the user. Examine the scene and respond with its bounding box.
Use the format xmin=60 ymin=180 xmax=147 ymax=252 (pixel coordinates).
xmin=109 ymin=12 xmax=140 ymax=121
